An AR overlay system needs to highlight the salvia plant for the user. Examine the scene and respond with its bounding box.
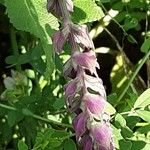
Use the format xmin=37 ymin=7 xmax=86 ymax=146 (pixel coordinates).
xmin=1 ymin=0 xmax=150 ymax=149
xmin=47 ymin=0 xmax=114 ymax=149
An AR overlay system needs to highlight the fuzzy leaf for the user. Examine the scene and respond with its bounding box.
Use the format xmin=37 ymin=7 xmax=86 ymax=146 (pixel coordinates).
xmin=5 ymin=0 xmax=59 ymax=78
xmin=72 ymin=0 xmax=104 ymax=24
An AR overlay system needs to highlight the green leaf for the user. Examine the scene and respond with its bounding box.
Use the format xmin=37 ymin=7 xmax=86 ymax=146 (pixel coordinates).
xmin=130 ymin=140 xmax=146 ymax=150
xmin=72 ymin=0 xmax=104 ymax=24
xmin=134 ymin=88 xmax=150 ymax=109
xmin=121 ymin=126 xmax=133 ymax=139
xmin=141 ymin=37 xmax=150 ymax=53
xmin=63 ymin=139 xmax=77 ymax=150
xmin=7 ymin=110 xmax=24 ymax=127
xmin=119 ymin=139 xmax=132 ymax=150
xmin=18 ymin=140 xmax=28 ymax=150
xmin=53 ymin=98 xmax=65 ymax=110
xmin=115 ymin=113 xmax=126 ymax=128
xmin=136 ymin=124 xmax=150 ymax=134
xmin=104 ymin=102 xmax=116 ymax=115
xmin=5 ymin=0 xmax=59 ymax=78
xmin=136 ymin=110 xmax=150 ymax=123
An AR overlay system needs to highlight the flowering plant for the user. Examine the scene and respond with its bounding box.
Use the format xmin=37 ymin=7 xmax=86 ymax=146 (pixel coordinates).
xmin=47 ymin=0 xmax=114 ymax=149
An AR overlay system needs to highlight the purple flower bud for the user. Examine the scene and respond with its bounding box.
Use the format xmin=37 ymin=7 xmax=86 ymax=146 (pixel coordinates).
xmin=90 ymin=123 xmax=114 ymax=150
xmin=52 ymin=30 xmax=69 ymax=53
xmin=72 ymin=51 xmax=99 ymax=74
xmin=80 ymin=135 xmax=93 ymax=150
xmin=82 ymin=94 xmax=106 ymax=116
xmin=73 ymin=113 xmax=88 ymax=140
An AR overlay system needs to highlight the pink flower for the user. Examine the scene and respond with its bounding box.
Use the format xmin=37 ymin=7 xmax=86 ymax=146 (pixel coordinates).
xmin=72 ymin=51 xmax=99 ymax=74
xmin=82 ymin=94 xmax=106 ymax=116
xmin=90 ymin=123 xmax=114 ymax=150
xmin=73 ymin=113 xmax=88 ymax=140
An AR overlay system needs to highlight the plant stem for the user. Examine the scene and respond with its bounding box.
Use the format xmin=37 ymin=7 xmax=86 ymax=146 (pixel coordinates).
xmin=117 ymin=50 xmax=150 ymax=102
xmin=10 ymin=27 xmax=21 ymax=71
xmin=0 ymin=102 xmax=72 ymax=128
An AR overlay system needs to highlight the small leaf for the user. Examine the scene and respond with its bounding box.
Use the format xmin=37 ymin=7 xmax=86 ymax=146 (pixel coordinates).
xmin=136 ymin=110 xmax=150 ymax=123
xmin=18 ymin=140 xmax=28 ymax=150
xmin=63 ymin=139 xmax=77 ymax=150
xmin=134 ymin=88 xmax=150 ymax=109
xmin=121 ymin=126 xmax=133 ymax=139
xmin=130 ymin=140 xmax=146 ymax=150
xmin=119 ymin=139 xmax=132 ymax=150
xmin=141 ymin=37 xmax=150 ymax=52
xmin=115 ymin=113 xmax=126 ymax=128
xmin=136 ymin=124 xmax=150 ymax=134
xmin=104 ymin=102 xmax=116 ymax=115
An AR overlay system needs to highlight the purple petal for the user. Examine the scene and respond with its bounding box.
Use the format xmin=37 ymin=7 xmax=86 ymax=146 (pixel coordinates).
xmin=90 ymin=123 xmax=113 ymax=150
xmin=72 ymin=51 xmax=99 ymax=74
xmin=52 ymin=30 xmax=68 ymax=53
xmin=73 ymin=113 xmax=87 ymax=140
xmin=80 ymin=135 xmax=93 ymax=150
xmin=83 ymin=94 xmax=106 ymax=115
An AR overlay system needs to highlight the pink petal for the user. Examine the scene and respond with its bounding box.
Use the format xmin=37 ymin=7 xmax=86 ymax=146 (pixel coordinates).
xmin=73 ymin=113 xmax=87 ymax=140
xmin=90 ymin=123 xmax=113 ymax=150
xmin=83 ymin=94 xmax=106 ymax=115
xmin=80 ymin=135 xmax=93 ymax=150
xmin=52 ymin=30 xmax=68 ymax=53
xmin=73 ymin=51 xmax=98 ymax=74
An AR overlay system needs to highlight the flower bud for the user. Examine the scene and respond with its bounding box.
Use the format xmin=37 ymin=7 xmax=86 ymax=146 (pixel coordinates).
xmin=90 ymin=123 xmax=114 ymax=150
xmin=80 ymin=135 xmax=93 ymax=150
xmin=82 ymin=94 xmax=106 ymax=116
xmin=72 ymin=51 xmax=99 ymax=74
xmin=73 ymin=113 xmax=88 ymax=140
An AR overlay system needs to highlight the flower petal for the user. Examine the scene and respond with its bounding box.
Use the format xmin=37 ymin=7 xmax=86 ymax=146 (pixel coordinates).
xmin=90 ymin=123 xmax=114 ymax=150
xmin=83 ymin=94 xmax=106 ymax=115
xmin=72 ymin=25 xmax=94 ymax=50
xmin=73 ymin=51 xmax=98 ymax=74
xmin=73 ymin=113 xmax=88 ymax=140
xmin=52 ymin=30 xmax=68 ymax=53
xmin=80 ymin=135 xmax=93 ymax=150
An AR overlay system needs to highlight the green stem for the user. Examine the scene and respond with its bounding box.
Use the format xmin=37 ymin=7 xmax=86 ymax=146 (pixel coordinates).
xmin=10 ymin=27 xmax=21 ymax=71
xmin=117 ymin=50 xmax=150 ymax=103
xmin=0 ymin=103 xmax=72 ymax=128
